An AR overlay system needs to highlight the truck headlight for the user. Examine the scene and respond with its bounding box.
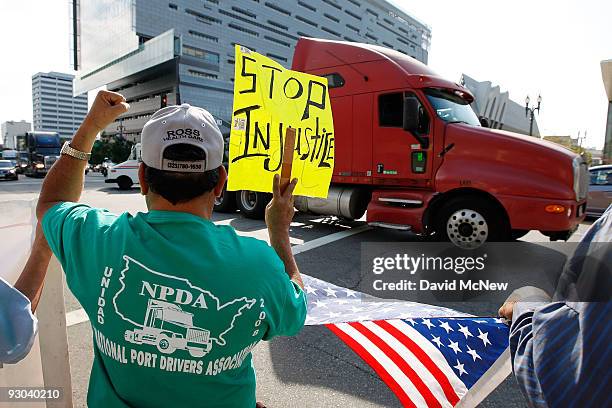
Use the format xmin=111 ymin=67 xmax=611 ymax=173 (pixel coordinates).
xmin=9 ymin=169 xmax=16 ymax=173
xmin=35 ymin=163 xmax=45 ymax=169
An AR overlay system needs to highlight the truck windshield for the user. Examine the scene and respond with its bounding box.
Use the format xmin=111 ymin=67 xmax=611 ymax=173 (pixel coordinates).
xmin=424 ymin=88 xmax=481 ymax=126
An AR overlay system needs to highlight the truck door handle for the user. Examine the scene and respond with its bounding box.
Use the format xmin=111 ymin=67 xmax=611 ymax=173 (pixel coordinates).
xmin=438 ymin=143 xmax=455 ymax=157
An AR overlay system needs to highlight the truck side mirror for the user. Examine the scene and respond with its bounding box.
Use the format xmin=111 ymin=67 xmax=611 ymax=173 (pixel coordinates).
xmin=478 ymin=116 xmax=490 ymax=128
xmin=403 ymin=96 xmax=429 ymax=149
xmin=403 ymin=97 xmax=420 ymax=132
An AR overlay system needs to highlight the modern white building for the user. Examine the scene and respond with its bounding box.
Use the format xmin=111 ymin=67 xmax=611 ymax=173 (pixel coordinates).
xmin=32 ymin=72 xmax=88 ymax=140
xmin=461 ymin=73 xmax=540 ymax=137
xmin=1 ymin=120 xmax=31 ymax=149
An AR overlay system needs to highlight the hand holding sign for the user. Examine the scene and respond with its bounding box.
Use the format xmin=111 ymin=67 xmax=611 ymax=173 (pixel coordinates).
xmin=228 ymin=45 xmax=334 ymax=198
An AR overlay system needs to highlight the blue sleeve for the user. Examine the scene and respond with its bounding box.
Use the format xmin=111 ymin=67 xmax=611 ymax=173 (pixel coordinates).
xmin=0 ymin=278 xmax=38 ymax=364
xmin=510 ymin=301 xmax=612 ymax=408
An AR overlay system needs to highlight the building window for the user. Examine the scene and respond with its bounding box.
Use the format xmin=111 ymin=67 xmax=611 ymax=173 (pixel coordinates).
xmin=168 ymin=3 xmax=177 ymax=10
xmin=321 ymin=26 xmax=340 ymax=37
xmin=296 ymin=16 xmax=318 ymax=27
xmin=231 ymin=6 xmax=256 ymax=18
xmin=264 ymin=35 xmax=290 ymax=47
xmin=346 ymin=24 xmax=359 ymax=32
xmin=188 ymin=70 xmax=218 ymax=79
xmin=324 ymin=13 xmax=339 ymax=23
xmin=365 ymin=33 xmax=378 ymax=41
xmin=189 ymin=30 xmax=218 ymax=43
xmin=366 ymin=8 xmax=378 ymax=17
xmin=322 ymin=0 xmax=341 ymax=10
xmin=343 ymin=36 xmax=356 ymax=42
xmin=185 ymin=9 xmax=221 ymax=24
xmin=229 ymin=23 xmax=259 ymax=37
xmin=297 ymin=32 xmax=314 ymax=38
xmin=345 ymin=9 xmax=361 ymax=20
xmin=266 ymin=53 xmax=287 ymax=62
xmin=183 ymin=45 xmax=220 ymax=65
xmin=347 ymin=0 xmax=360 ymax=6
xmin=267 ymin=20 xmax=288 ymax=30
xmin=265 ymin=2 xmax=291 ymax=16
xmin=297 ymin=1 xmax=316 ymax=12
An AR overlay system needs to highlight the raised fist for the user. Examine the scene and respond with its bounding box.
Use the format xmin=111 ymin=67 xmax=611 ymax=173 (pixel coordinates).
xmin=85 ymin=90 xmax=130 ymax=132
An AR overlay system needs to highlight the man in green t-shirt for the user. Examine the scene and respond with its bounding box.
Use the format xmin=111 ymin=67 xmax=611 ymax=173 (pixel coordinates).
xmin=37 ymin=91 xmax=307 ymax=407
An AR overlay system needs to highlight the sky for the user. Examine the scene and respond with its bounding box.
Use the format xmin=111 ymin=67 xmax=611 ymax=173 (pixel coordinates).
xmin=0 ymin=0 xmax=610 ymax=149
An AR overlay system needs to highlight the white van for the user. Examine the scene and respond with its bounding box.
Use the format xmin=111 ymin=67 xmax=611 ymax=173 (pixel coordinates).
xmin=105 ymin=143 xmax=141 ymax=190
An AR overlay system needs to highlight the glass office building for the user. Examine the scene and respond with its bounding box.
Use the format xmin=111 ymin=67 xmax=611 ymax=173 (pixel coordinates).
xmin=71 ymin=0 xmax=431 ymax=141
xmin=33 ymin=72 xmax=88 ymax=139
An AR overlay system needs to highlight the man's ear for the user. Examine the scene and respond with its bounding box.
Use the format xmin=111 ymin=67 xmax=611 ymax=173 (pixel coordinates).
xmin=138 ymin=162 xmax=148 ymax=195
xmin=213 ymin=166 xmax=228 ymax=197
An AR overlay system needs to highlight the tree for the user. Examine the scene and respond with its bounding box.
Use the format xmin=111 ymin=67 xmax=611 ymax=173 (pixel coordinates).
xmin=90 ymin=137 xmax=133 ymax=164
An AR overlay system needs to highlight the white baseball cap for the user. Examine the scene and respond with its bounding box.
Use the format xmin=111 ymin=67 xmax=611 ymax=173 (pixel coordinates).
xmin=141 ymin=104 xmax=224 ymax=172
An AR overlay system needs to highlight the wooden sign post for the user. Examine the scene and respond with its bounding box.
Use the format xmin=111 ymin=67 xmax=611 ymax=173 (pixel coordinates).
xmin=280 ymin=127 xmax=296 ymax=192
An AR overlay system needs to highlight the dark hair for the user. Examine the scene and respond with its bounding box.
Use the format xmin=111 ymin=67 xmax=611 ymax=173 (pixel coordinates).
xmin=144 ymin=144 xmax=220 ymax=205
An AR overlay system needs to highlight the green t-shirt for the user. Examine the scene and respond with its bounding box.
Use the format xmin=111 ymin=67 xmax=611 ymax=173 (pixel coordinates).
xmin=42 ymin=202 xmax=307 ymax=408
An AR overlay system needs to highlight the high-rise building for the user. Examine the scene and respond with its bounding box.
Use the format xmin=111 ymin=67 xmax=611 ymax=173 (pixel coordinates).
xmin=1 ymin=120 xmax=31 ymax=149
xmin=70 ymin=0 xmax=431 ymax=142
xmin=32 ymin=71 xmax=88 ymax=140
xmin=461 ymin=74 xmax=540 ymax=137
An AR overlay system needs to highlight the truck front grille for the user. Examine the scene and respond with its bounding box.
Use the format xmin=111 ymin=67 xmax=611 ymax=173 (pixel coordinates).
xmin=187 ymin=329 xmax=209 ymax=344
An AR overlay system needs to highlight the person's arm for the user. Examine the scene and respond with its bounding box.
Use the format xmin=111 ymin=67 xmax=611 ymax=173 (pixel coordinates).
xmin=13 ymin=224 xmax=53 ymax=312
xmin=499 ymin=287 xmax=550 ymax=407
xmin=265 ymin=174 xmax=303 ymax=289
xmin=36 ymin=90 xmax=129 ymax=221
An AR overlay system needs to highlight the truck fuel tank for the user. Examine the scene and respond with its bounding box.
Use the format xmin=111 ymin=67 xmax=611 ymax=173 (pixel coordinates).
xmin=294 ymin=186 xmax=370 ymax=220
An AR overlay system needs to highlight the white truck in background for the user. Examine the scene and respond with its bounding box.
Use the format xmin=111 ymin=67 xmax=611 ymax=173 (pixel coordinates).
xmin=105 ymin=143 xmax=141 ymax=190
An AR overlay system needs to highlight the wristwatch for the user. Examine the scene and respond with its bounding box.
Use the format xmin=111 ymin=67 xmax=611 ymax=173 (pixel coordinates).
xmin=61 ymin=141 xmax=91 ymax=161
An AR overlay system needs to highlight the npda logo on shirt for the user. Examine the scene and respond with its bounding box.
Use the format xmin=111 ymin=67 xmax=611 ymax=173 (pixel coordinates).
xmin=111 ymin=256 xmax=257 ymax=358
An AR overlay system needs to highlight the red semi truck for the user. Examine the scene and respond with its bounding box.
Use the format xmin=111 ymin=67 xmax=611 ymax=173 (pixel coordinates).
xmin=216 ymin=37 xmax=589 ymax=248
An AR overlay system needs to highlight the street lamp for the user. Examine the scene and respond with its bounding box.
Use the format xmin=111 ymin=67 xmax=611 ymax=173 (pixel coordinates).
xmin=525 ymin=94 xmax=542 ymax=137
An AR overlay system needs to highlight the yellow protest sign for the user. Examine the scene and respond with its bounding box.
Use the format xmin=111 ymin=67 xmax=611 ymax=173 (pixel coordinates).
xmin=228 ymin=45 xmax=334 ymax=198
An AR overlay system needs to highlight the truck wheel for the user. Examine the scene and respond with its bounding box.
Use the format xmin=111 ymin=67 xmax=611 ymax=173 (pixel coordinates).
xmin=214 ymin=185 xmax=237 ymax=213
xmin=435 ymin=197 xmax=510 ymax=248
xmin=117 ymin=176 xmax=133 ymax=190
xmin=237 ymin=190 xmax=271 ymax=219
xmin=157 ymin=335 xmax=176 ymax=354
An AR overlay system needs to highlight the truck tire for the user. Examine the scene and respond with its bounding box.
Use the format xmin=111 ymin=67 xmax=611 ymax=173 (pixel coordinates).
xmin=214 ymin=185 xmax=237 ymax=213
xmin=435 ymin=197 xmax=510 ymax=248
xmin=157 ymin=335 xmax=176 ymax=354
xmin=237 ymin=190 xmax=271 ymax=219
xmin=117 ymin=176 xmax=133 ymax=190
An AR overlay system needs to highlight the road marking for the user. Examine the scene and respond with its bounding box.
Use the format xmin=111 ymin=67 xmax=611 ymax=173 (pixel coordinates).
xmin=65 ymin=223 xmax=371 ymax=327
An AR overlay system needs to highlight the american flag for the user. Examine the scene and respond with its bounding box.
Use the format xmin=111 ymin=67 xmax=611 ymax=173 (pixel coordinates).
xmin=303 ymin=275 xmax=511 ymax=408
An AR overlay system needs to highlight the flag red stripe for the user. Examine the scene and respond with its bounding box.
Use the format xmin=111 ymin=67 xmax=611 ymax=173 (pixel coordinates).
xmin=376 ymin=320 xmax=460 ymax=405
xmin=350 ymin=322 xmax=442 ymax=408
xmin=326 ymin=324 xmax=416 ymax=408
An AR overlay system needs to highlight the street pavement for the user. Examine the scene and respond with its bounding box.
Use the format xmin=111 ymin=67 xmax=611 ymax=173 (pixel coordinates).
xmin=1 ymin=173 xmax=593 ymax=407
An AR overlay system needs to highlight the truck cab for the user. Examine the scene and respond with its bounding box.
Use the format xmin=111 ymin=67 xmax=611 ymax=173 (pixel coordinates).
xmin=285 ymin=38 xmax=588 ymax=248
xmin=23 ymin=131 xmax=61 ymax=177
